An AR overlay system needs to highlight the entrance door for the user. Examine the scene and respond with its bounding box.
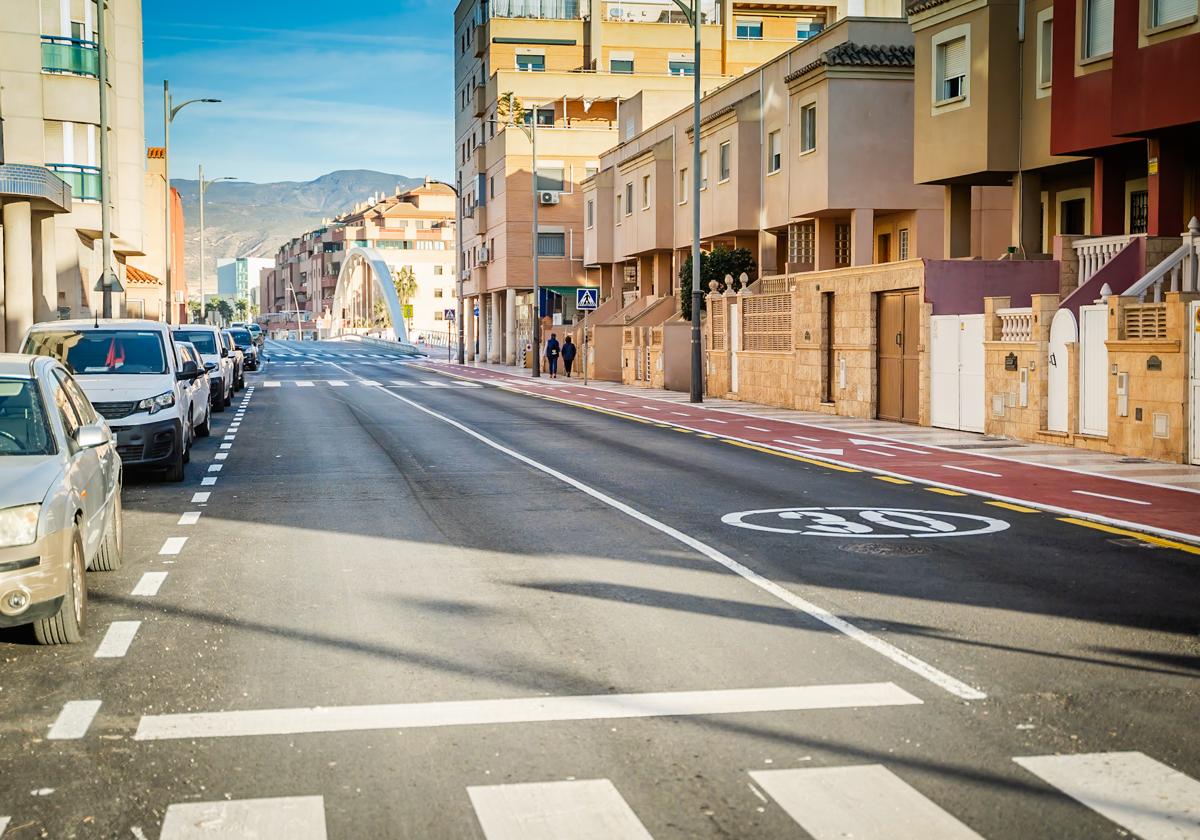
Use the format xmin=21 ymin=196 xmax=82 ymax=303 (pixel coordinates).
xmin=878 ymin=289 xmax=920 ymax=423
xmin=1047 ymin=308 xmax=1077 ymax=433
xmin=929 ymin=314 xmax=985 ymax=433
xmin=1190 ymin=301 xmax=1200 ymax=465
xmin=1079 ymin=304 xmax=1109 ymax=437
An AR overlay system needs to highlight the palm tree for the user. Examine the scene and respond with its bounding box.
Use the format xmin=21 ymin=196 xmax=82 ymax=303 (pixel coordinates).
xmin=234 ymin=298 xmax=249 ymax=321
xmin=393 ymin=266 xmax=418 ymax=333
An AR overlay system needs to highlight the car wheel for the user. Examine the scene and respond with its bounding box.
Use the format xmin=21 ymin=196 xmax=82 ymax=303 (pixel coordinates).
xmin=223 ymin=385 xmax=232 ymax=407
xmin=34 ymin=531 xmax=87 ymax=645
xmin=214 ymin=390 xmax=226 ymax=413
xmin=197 ymin=405 xmax=211 ymax=438
xmin=93 ymin=494 xmax=123 ymax=572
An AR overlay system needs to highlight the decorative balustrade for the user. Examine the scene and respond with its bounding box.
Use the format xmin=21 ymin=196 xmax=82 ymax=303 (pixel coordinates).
xmin=997 ymin=307 xmax=1034 ymax=342
xmin=1124 ymin=218 xmax=1200 ymax=303
xmin=1074 ymin=235 xmax=1132 ymax=284
xmin=753 ymin=275 xmax=798 ymax=295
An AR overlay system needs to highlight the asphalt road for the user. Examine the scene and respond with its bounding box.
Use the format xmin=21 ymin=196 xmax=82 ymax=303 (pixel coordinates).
xmin=0 ymin=338 xmax=1196 ymax=839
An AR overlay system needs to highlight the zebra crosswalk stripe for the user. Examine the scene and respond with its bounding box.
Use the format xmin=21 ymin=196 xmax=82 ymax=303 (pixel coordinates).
xmin=468 ymin=779 xmax=653 ymax=840
xmin=160 ymin=795 xmax=327 ymax=839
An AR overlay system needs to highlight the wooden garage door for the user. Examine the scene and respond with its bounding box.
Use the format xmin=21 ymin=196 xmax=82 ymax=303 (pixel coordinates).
xmin=878 ymin=289 xmax=920 ymax=424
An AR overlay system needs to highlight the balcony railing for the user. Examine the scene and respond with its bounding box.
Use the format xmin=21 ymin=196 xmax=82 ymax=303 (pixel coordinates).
xmin=997 ymin=307 xmax=1034 ymax=342
xmin=41 ymin=36 xmax=99 ymax=78
xmin=46 ymin=163 xmax=101 ymax=202
xmin=488 ymin=0 xmax=581 ymax=19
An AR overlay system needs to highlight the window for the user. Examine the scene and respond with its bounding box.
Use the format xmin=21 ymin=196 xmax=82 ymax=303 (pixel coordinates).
xmin=586 ymin=198 xmax=595 ymax=229
xmin=767 ymin=130 xmax=782 ymax=173
xmin=585 ymin=163 xmax=599 ymax=179
xmin=516 ymin=53 xmax=545 ymax=71
xmin=1152 ymin=0 xmax=1197 ymax=26
xmin=936 ymin=35 xmax=968 ymax=101
xmin=1037 ymin=11 xmax=1054 ymax=91
xmin=1130 ymin=190 xmax=1149 ymax=234
xmin=537 ymin=231 xmax=566 ymax=257
xmin=797 ymin=20 xmax=824 ymax=40
xmin=536 ymin=165 xmax=565 ymax=192
xmin=834 ymin=223 xmax=851 ymax=267
xmin=434 ymin=288 xmax=445 ymax=298
xmin=523 ymin=106 xmax=555 ymax=126
xmin=735 ymin=17 xmax=763 ymax=39
xmin=898 ymin=228 xmax=910 ymax=260
xmin=800 ymin=104 xmax=817 ymax=153
xmin=610 ymin=58 xmax=634 ymax=74
xmin=718 ymin=141 xmax=731 ymax=182
xmin=624 ymin=182 xmax=633 ymax=215
xmin=788 ymin=222 xmax=815 ymax=265
xmin=489 ymin=175 xmax=496 ymax=198
xmin=434 ymin=265 xmax=444 ymax=275
xmin=641 ymin=174 xmax=651 ymax=209
xmin=1083 ymin=0 xmax=1113 ymax=56
xmin=678 ymin=168 xmax=688 ymax=203
xmin=700 ymin=151 xmax=709 ymax=189
xmin=668 ymin=59 xmax=695 ymax=77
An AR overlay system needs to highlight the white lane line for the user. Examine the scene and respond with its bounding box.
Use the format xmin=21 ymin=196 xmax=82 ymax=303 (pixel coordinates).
xmin=746 ymin=426 xmax=772 ymax=432
xmin=178 ymin=512 xmax=202 ymax=526
xmin=593 ymin=396 xmax=607 ymax=401
xmin=468 ymin=779 xmax=653 ymax=840
xmin=191 ymin=492 xmax=210 ymax=503
xmin=95 ymin=621 xmax=141 ymax=658
xmin=1014 ymin=752 xmax=1200 ymax=839
xmin=0 ymin=816 xmax=9 ymax=835
xmin=358 ymin=380 xmax=380 ymax=387
xmin=859 ymin=448 xmax=897 ymax=458
xmin=201 ymin=477 xmax=218 ymax=486
xmin=792 ymin=435 xmax=821 ymax=442
xmin=263 ymin=381 xmax=281 ymax=388
xmin=159 ymin=537 xmax=187 ymax=555
xmin=701 ymin=418 xmax=727 ymax=424
xmin=133 ymin=683 xmax=917 ymax=741
xmin=421 ymin=380 xmax=450 ymax=388
xmin=1073 ymin=489 xmax=1151 ymax=506
xmin=47 ymin=700 xmax=102 ymax=740
xmin=374 ymin=387 xmax=986 ymax=700
xmin=160 ymin=796 xmax=327 ymax=840
xmin=327 ymin=380 xmax=348 ymax=387
xmin=215 ymin=453 xmax=228 ymax=460
xmin=132 ymin=572 xmax=168 ymax=596
xmin=641 ymin=406 xmax=661 ymax=411
xmin=672 ymin=412 xmax=691 ymax=417
xmin=941 ymin=464 xmax=1002 ymax=478
xmin=751 ymin=765 xmax=984 ymax=840
xmin=220 ymin=443 xmax=232 ymax=450
xmin=207 ymin=464 xmax=223 ymax=473
xmin=223 ymin=435 xmax=236 ymax=442
xmin=295 ymin=381 xmax=314 ymax=387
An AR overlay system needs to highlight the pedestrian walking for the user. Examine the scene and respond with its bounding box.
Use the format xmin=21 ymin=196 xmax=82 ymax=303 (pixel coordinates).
xmin=545 ymin=333 xmax=561 ymax=378
xmin=561 ymin=335 xmax=577 ymax=378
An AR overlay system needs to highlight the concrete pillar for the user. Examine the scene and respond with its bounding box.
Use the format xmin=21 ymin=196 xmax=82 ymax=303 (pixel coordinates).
xmin=944 ymin=184 xmax=972 ymax=258
xmin=504 ymin=288 xmax=517 ymax=365
xmin=1092 ymin=154 xmax=1125 ymax=236
xmin=32 ymin=213 xmax=58 ymax=323
xmin=850 ymin=208 xmax=874 ymax=266
xmin=478 ymin=292 xmax=490 ymax=362
xmin=466 ymin=296 xmax=476 ymax=361
xmin=1147 ymin=136 xmax=1184 ymax=236
xmin=3 ymin=202 xmax=35 ymax=353
xmin=490 ymin=292 xmax=502 ymax=363
xmin=1012 ymin=170 xmax=1043 ymax=256
xmin=814 ymin=217 xmax=838 ymax=270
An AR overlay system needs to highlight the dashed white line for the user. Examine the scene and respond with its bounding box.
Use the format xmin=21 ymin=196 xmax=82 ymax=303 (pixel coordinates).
xmin=263 ymin=381 xmax=281 ymax=388
xmin=700 ymin=418 xmax=727 ymax=424
xmin=220 ymin=443 xmax=232 ymax=450
xmin=859 ymin=448 xmax=897 ymax=458
xmin=133 ymin=572 xmax=168 ymax=596
xmin=47 ymin=700 xmax=102 ymax=739
xmin=1072 ymin=489 xmax=1151 ymax=506
xmin=328 ymin=380 xmax=348 ymax=387
xmin=159 ymin=537 xmax=187 ymax=555
xmin=178 ymin=512 xmax=202 ymax=526
xmin=942 ymin=464 xmax=1002 ymax=478
xmin=672 ymin=412 xmax=690 ymax=417
xmin=215 ymin=453 xmax=228 ymax=460
xmin=208 ymin=464 xmax=223 ymax=473
xmin=746 ymin=426 xmax=772 ymax=432
xmin=191 ymin=492 xmax=210 ymax=504
xmin=201 ymin=477 xmax=218 ymax=486
xmin=95 ymin=621 xmax=141 ymax=658
xmin=295 ymin=381 xmax=314 ymax=388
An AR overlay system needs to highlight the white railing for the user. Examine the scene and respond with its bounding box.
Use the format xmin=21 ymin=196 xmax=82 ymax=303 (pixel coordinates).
xmin=1124 ymin=217 xmax=1200 ymax=302
xmin=1074 ymin=235 xmax=1133 ymax=284
xmin=997 ymin=307 xmax=1034 ymax=342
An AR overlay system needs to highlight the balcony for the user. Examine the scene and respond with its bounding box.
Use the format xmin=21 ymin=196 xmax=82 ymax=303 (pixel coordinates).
xmin=0 ymin=164 xmax=72 ymax=212
xmin=41 ymin=36 xmax=99 ymax=78
xmin=488 ymin=0 xmax=581 ymax=19
xmin=46 ymin=163 xmax=101 ymax=202
xmin=474 ymin=83 xmax=487 ymax=118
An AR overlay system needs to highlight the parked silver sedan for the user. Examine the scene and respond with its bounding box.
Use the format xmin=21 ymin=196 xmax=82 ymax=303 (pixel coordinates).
xmin=0 ymin=354 xmax=123 ymax=644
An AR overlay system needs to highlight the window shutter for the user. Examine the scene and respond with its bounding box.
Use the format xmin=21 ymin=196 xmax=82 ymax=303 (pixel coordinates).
xmin=941 ymin=37 xmax=967 ymax=81
xmin=1085 ymin=0 xmax=1113 ymax=55
xmin=1154 ymin=0 xmax=1195 ymax=25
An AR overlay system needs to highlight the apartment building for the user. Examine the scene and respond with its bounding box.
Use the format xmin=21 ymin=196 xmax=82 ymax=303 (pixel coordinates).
xmin=215 ymin=257 xmax=271 ymax=306
xmin=126 ymin=146 xmax=185 ymax=322
xmin=0 ymin=0 xmax=147 ymax=350
xmin=453 ymin=0 xmax=843 ymax=367
xmin=260 ymin=181 xmax=456 ymax=339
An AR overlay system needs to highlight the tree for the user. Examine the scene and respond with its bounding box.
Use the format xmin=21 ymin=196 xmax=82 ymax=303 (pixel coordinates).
xmin=187 ymin=300 xmax=202 ymax=323
xmin=678 ymin=245 xmax=757 ymax=320
xmin=393 ymin=266 xmax=418 ymax=332
xmin=216 ymin=299 xmax=234 ymax=324
xmin=496 ymin=92 xmax=525 ymax=126
xmin=234 ymin=298 xmax=249 ymax=320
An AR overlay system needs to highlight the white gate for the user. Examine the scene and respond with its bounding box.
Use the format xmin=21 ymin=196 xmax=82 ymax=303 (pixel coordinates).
xmin=1190 ymin=301 xmax=1200 ymax=465
xmin=1047 ymin=308 xmax=1077 ymax=434
xmin=729 ymin=302 xmax=740 ymax=394
xmin=1078 ymin=304 xmax=1109 ymax=437
xmin=929 ymin=314 xmax=985 ymax=433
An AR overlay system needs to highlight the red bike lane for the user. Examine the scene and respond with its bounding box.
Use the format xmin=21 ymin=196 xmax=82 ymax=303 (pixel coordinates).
xmin=415 ymin=362 xmax=1200 ymax=549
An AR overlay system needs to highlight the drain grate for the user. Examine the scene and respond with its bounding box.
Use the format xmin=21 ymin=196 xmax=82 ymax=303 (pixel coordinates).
xmin=1118 ymin=457 xmax=1151 ymax=464
xmin=839 ymin=543 xmax=934 ymax=558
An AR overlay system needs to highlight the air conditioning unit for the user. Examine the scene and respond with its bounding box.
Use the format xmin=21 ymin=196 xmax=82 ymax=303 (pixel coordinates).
xmin=478 ymin=246 xmax=490 ymax=264
xmin=460 ymin=269 xmax=471 ymax=281
xmin=539 ymin=191 xmax=561 ymax=205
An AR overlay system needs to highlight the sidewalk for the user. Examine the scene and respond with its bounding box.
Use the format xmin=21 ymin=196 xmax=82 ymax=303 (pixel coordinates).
xmin=415 ymin=360 xmax=1200 ymax=547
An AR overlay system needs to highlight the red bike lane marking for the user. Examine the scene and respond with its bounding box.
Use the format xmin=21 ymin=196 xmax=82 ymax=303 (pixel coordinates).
xmin=415 ymin=363 xmax=1200 ymax=545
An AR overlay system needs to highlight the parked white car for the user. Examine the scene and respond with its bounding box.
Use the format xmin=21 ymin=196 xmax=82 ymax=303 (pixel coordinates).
xmin=22 ymin=319 xmax=207 ymax=482
xmin=173 ymin=325 xmax=234 ymax=411
xmin=176 ymin=341 xmax=212 ymax=441
xmin=0 ymin=354 xmax=122 ymax=644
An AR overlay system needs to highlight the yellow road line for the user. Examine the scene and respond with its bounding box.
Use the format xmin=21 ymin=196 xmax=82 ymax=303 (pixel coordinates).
xmin=927 ymin=487 xmax=967 ymax=496
xmin=698 ymin=434 xmax=717 ymax=439
xmin=986 ymin=501 xmax=1040 ymax=513
xmin=875 ymin=476 xmax=911 ymax=485
xmin=1056 ymin=517 xmax=1200 ymax=555
xmin=723 ymin=440 xmax=861 ymax=473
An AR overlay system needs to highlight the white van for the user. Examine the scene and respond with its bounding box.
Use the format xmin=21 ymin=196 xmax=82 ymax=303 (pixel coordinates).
xmin=173 ymin=324 xmax=234 ymax=411
xmin=21 ymin=320 xmax=207 ymax=482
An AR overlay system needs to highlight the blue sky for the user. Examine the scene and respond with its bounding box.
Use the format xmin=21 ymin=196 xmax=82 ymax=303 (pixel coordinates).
xmin=143 ymin=1 xmax=453 ymax=184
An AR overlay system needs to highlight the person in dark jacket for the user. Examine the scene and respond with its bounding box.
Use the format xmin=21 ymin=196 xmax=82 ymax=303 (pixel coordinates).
xmin=561 ymin=335 xmax=577 ymax=377
xmin=545 ymin=333 xmax=561 ymax=378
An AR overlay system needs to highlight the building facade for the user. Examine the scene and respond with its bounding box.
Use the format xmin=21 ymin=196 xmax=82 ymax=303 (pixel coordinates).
xmin=0 ymin=0 xmax=147 ymax=350
xmin=453 ymin=0 xmax=850 ymax=367
xmin=216 ymin=257 xmax=272 ymax=307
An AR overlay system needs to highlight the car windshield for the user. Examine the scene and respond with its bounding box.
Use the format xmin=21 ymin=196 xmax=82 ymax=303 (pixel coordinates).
xmin=24 ymin=329 xmax=168 ymax=375
xmin=0 ymin=378 xmax=55 ymax=456
xmin=175 ymin=330 xmax=218 ymax=354
xmin=229 ymin=329 xmax=253 ymax=345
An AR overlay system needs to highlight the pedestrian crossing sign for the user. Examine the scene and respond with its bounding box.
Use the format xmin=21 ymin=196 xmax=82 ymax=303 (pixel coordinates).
xmin=576 ymin=287 xmax=599 ymax=310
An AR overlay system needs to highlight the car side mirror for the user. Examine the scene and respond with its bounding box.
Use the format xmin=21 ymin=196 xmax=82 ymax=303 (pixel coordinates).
xmin=176 ymin=360 xmax=199 ymax=380
xmin=221 ymin=347 xmax=229 ymax=358
xmin=75 ymin=422 xmax=109 ymax=449
xmin=204 ymin=362 xmax=218 ymax=372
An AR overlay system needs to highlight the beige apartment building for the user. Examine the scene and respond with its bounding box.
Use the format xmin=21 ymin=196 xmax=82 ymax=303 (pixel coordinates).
xmin=261 ymin=181 xmax=456 ymax=340
xmin=453 ymin=0 xmax=846 ymax=367
xmin=0 ymin=0 xmax=147 ymax=351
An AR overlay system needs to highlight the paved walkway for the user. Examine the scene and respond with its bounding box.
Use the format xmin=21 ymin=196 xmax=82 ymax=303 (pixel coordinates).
xmin=415 ymin=360 xmax=1200 ymax=547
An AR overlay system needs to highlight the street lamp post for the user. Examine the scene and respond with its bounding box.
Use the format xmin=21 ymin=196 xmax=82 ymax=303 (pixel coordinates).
xmin=421 ymin=178 xmax=464 ymax=363
xmin=96 ymin=0 xmax=120 ymax=318
xmin=501 ymin=104 xmax=547 ymax=378
xmin=197 ymin=165 xmax=237 ymax=312
xmin=163 ymin=82 xmax=219 ymax=323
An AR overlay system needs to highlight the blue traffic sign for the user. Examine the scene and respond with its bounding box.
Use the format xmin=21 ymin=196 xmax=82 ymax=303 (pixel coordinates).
xmin=576 ymin=287 xmax=599 ymax=310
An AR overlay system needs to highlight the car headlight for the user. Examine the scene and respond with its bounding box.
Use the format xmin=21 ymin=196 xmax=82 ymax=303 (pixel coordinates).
xmin=136 ymin=391 xmax=176 ymax=416
xmin=0 ymin=504 xmax=40 ymax=548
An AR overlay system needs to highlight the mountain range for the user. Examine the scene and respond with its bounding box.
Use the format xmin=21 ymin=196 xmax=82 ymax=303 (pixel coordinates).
xmin=173 ymin=169 xmax=427 ymax=294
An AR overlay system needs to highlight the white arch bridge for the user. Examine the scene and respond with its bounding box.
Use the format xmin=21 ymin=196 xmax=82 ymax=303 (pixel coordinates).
xmin=329 ymin=247 xmax=419 ymax=352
